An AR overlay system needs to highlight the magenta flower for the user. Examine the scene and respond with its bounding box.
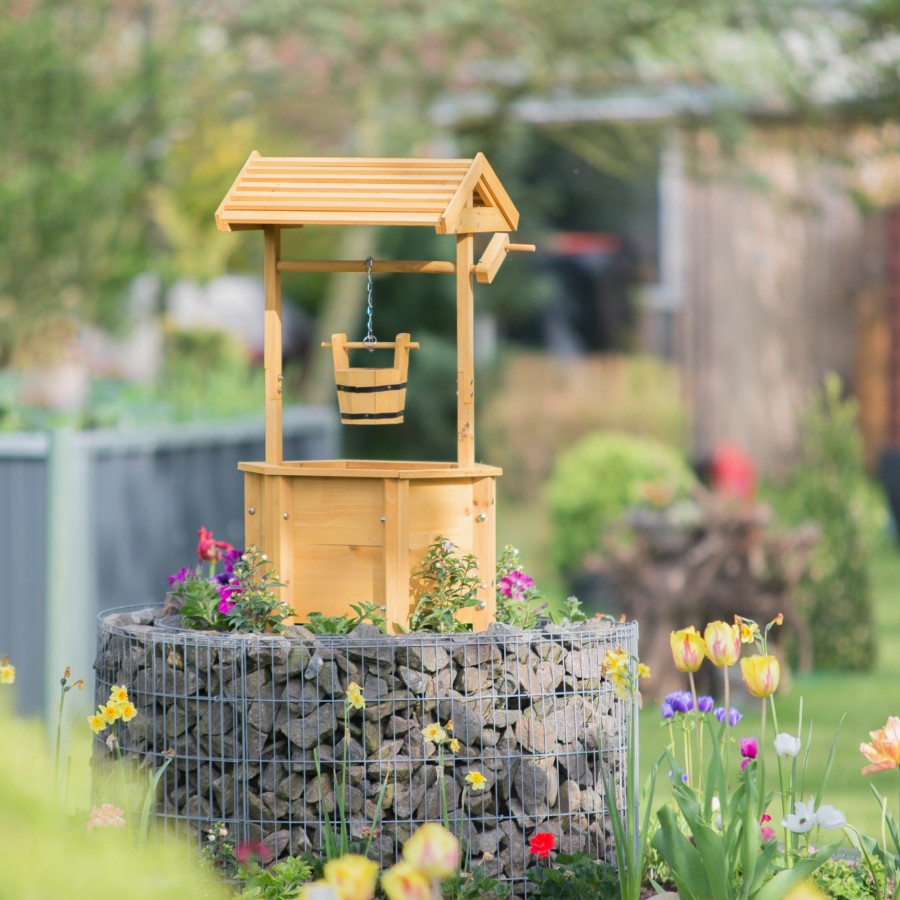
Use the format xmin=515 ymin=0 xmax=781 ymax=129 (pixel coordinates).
xmin=500 ymin=570 xmax=534 ymax=600
xmin=218 ymin=597 xmax=236 ymax=615
xmin=740 ymin=737 xmax=758 ymax=760
xmin=223 ymin=547 xmax=243 ymax=573
xmin=167 ymin=567 xmax=190 ymax=586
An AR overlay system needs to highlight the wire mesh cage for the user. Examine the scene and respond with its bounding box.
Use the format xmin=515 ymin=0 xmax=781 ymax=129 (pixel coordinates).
xmin=94 ymin=606 xmax=638 ymax=896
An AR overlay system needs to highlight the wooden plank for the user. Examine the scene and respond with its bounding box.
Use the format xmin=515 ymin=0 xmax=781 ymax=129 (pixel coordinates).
xmin=266 ymin=475 xmax=294 ymax=603
xmin=292 ymin=544 xmax=385 ymax=620
xmin=292 ymin=478 xmax=384 ymax=545
xmin=241 ymin=175 xmax=462 ymax=187
xmin=215 ymin=150 xmax=260 ymax=232
xmin=228 ymin=194 xmax=444 ymax=213
xmin=246 ymin=156 xmax=471 ymax=167
xmin=474 ymin=233 xmax=510 ymax=285
xmin=383 ymin=479 xmax=411 ymax=632
xmin=244 ymin=473 xmax=263 ymax=550
xmin=281 ymin=259 xmax=453 ymax=274
xmin=322 ymin=339 xmax=420 ymax=350
xmin=220 ymin=210 xmax=441 ymax=227
xmin=437 ymin=156 xmax=484 ymax=234
xmin=263 ymin=226 xmax=283 ymax=464
xmin=455 ymin=207 xmax=511 ymax=233
xmin=473 ymin=152 xmax=520 ymax=230
xmin=234 ymin=184 xmax=457 ymax=197
xmin=470 ymin=476 xmax=496 ymax=630
xmin=407 ymin=481 xmax=474 ymax=548
xmin=238 ymin=460 xmax=503 ymax=478
xmin=456 ymin=234 xmax=475 ymax=467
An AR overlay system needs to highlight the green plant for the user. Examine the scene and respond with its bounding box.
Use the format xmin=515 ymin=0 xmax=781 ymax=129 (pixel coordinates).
xmin=546 ymin=430 xmax=697 ymax=574
xmin=443 ymin=864 xmax=512 ymax=898
xmin=170 ymin=530 xmax=292 ymax=633
xmin=304 ymin=601 xmax=386 ymax=635
xmin=812 ymin=857 xmax=883 ymax=900
xmin=524 ymin=852 xmax=620 ymax=898
xmin=787 ymin=373 xmax=877 ymax=670
xmin=406 ymin=537 xmax=481 ymax=633
xmin=238 ymin=854 xmax=314 ymax=899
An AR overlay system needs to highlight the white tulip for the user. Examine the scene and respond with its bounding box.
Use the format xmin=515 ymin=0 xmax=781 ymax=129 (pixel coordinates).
xmin=814 ymin=804 xmax=847 ymax=830
xmin=782 ymin=799 xmax=816 ymax=833
xmin=773 ymin=732 xmax=802 ymax=758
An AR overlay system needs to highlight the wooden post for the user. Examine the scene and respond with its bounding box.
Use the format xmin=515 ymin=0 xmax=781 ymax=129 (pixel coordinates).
xmin=263 ymin=226 xmax=283 ymax=464
xmin=456 ymin=233 xmax=475 ymax=467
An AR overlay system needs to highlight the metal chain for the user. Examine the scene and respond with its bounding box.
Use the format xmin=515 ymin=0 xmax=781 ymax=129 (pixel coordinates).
xmin=364 ymin=256 xmax=376 ymax=350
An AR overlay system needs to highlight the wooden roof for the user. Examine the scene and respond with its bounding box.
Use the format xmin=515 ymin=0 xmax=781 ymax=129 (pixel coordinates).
xmin=215 ymin=152 xmax=519 ymax=234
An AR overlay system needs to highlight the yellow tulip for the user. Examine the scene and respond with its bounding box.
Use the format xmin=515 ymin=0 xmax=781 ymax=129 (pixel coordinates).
xmin=740 ymin=654 xmax=780 ymax=698
xmin=860 ymin=716 xmax=900 ymax=774
xmin=323 ymin=854 xmax=378 ymax=900
xmin=381 ymin=861 xmax=432 ymax=900
xmin=402 ymin=823 xmax=460 ymax=880
xmin=703 ymin=621 xmax=741 ymax=668
xmin=669 ymin=627 xmax=707 ymax=672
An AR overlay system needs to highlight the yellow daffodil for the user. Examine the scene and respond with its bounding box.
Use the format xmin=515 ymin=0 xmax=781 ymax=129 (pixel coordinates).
xmin=117 ymin=700 xmax=138 ymax=723
xmin=323 ymin=854 xmax=378 ymax=900
xmin=346 ymin=682 xmax=365 ymax=711
xmin=637 ymin=662 xmax=651 ymax=680
xmin=735 ymin=616 xmax=760 ymax=644
xmin=380 ymin=861 xmax=432 ymax=900
xmin=422 ymin=723 xmax=448 ymax=745
xmin=602 ymin=648 xmax=627 ymax=674
xmin=402 ymin=823 xmax=460 ymax=879
xmin=740 ymin=654 xmax=780 ymax=698
xmin=109 ymin=685 xmax=129 ymax=704
xmin=100 ymin=703 xmax=121 ymax=723
xmin=449 ymin=738 xmax=461 ymax=753
xmin=88 ymin=713 xmax=106 ymax=734
xmin=0 ymin=663 xmax=14 ymax=685
xmin=860 ymin=716 xmax=900 ymax=774
xmin=703 ymin=621 xmax=741 ymax=668
xmin=669 ymin=626 xmax=707 ymax=672
xmin=444 ymin=720 xmax=453 ymax=732
xmin=465 ymin=770 xmax=488 ymax=792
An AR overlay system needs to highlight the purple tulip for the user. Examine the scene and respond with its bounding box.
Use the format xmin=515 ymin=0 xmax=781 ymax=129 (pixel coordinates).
xmin=666 ymin=690 xmax=693 ymax=714
xmin=660 ymin=702 xmax=675 ymax=720
xmin=698 ymin=695 xmax=714 ymax=713
xmin=715 ymin=706 xmax=743 ymax=726
xmin=223 ymin=547 xmax=243 ymax=574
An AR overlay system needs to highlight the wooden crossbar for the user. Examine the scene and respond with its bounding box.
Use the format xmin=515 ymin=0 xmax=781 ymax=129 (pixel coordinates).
xmin=279 ymin=259 xmax=455 ymax=274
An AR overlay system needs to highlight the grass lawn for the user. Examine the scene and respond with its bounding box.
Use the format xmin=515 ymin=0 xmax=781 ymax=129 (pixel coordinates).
xmin=497 ymin=493 xmax=900 ymax=840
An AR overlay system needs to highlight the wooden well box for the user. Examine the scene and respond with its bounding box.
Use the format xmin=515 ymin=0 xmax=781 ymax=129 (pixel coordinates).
xmin=216 ymin=154 xmax=532 ymax=630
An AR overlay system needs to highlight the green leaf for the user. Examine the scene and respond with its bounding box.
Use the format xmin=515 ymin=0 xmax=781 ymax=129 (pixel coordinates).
xmin=754 ymin=841 xmax=841 ymax=900
xmin=653 ymin=805 xmax=710 ymax=900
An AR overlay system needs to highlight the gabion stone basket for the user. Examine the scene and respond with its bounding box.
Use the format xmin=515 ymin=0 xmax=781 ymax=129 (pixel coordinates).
xmin=94 ymin=607 xmax=638 ymax=896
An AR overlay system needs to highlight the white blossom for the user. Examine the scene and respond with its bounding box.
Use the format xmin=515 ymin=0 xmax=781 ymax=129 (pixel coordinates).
xmin=814 ymin=804 xmax=846 ymax=830
xmin=773 ymin=732 xmax=802 ymax=758
xmin=782 ymin=799 xmax=816 ymax=833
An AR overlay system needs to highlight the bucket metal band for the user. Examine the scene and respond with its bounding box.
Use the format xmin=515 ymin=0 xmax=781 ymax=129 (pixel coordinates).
xmin=336 ymin=382 xmax=407 ymax=394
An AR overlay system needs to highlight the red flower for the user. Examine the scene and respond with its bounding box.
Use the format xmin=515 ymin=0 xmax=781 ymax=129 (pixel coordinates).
xmin=529 ymin=832 xmax=556 ymax=858
xmin=234 ymin=840 xmax=273 ymax=866
xmin=197 ymin=527 xmax=233 ymax=564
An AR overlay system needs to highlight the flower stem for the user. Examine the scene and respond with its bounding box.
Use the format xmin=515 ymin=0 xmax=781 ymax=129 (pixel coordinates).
xmin=688 ymin=671 xmax=702 ymax=790
xmin=54 ymin=680 xmax=67 ymax=792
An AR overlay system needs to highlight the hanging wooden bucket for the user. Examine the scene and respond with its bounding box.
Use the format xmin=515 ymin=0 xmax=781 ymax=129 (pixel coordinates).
xmin=324 ymin=332 xmax=419 ymax=425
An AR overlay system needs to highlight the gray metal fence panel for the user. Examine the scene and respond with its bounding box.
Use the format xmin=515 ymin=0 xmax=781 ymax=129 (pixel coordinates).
xmin=0 ymin=433 xmax=49 ymax=714
xmin=0 ymin=406 xmax=339 ymax=719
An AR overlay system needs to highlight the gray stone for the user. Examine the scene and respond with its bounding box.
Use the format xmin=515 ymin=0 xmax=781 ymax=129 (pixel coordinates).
xmin=515 ymin=715 xmax=557 ymax=754
xmin=398 ymin=665 xmax=431 ymax=694
xmin=453 ymin=642 xmax=501 ymax=667
xmin=281 ymin=703 xmax=338 ymax=749
xmin=395 ymin=644 xmax=449 ymax=673
xmin=513 ymin=756 xmax=558 ymax=814
xmin=247 ymin=699 xmax=276 ymax=734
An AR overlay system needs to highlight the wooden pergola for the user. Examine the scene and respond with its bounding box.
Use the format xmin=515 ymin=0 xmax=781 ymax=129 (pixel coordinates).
xmin=216 ymin=153 xmax=532 ymax=630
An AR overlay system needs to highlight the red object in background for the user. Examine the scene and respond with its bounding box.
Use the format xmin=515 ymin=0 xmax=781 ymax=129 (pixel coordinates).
xmin=712 ymin=443 xmax=756 ymax=502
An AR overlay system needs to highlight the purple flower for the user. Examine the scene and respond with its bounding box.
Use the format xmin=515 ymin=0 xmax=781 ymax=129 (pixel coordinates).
xmin=665 ymin=690 xmax=693 ymax=714
xmin=223 ymin=547 xmax=243 ymax=574
xmin=219 ymin=584 xmax=241 ymax=603
xmin=698 ymin=695 xmax=715 ymax=713
xmin=218 ymin=597 xmax=236 ymax=615
xmin=715 ymin=706 xmax=743 ymax=726
xmin=740 ymin=737 xmax=759 ymax=760
xmin=667 ymin=769 xmax=689 ymax=783
xmin=500 ymin=570 xmax=535 ymax=600
xmin=660 ymin=702 xmax=675 ymax=720
xmin=167 ymin=567 xmax=190 ymax=587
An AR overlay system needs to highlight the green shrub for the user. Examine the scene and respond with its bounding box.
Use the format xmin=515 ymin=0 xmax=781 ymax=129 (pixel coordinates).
xmin=788 ymin=374 xmax=877 ymax=671
xmin=546 ymin=431 xmax=696 ymax=574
